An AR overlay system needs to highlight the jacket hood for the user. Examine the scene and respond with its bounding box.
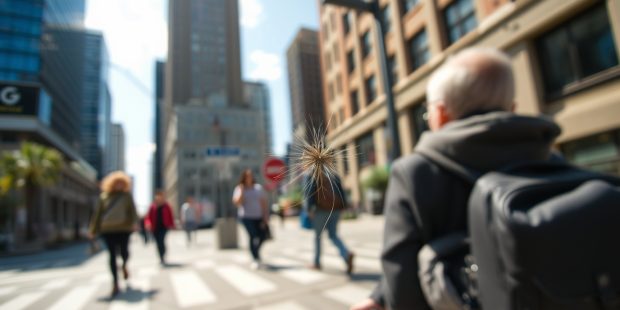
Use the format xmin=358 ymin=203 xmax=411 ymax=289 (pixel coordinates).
xmin=414 ymin=112 xmax=561 ymax=172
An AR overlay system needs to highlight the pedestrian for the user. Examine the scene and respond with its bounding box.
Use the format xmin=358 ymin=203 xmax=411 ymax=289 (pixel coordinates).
xmin=88 ymin=171 xmax=139 ymax=298
xmin=303 ymin=171 xmax=354 ymax=274
xmin=147 ymin=190 xmax=175 ymax=265
xmin=232 ymin=169 xmax=269 ymax=270
xmin=351 ymin=48 xmax=561 ymax=310
xmin=180 ymin=196 xmax=199 ymax=246
xmin=139 ymin=216 xmax=149 ymax=244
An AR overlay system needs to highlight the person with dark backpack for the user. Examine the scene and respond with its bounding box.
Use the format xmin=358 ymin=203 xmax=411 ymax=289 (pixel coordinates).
xmin=352 ymin=48 xmax=564 ymax=310
xmin=303 ymin=171 xmax=355 ymax=274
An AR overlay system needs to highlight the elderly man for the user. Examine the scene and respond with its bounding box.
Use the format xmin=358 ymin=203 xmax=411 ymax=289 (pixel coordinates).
xmin=352 ymin=48 xmax=561 ymax=310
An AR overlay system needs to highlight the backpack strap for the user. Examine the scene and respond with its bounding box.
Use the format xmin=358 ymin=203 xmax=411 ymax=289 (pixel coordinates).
xmin=416 ymin=149 xmax=480 ymax=185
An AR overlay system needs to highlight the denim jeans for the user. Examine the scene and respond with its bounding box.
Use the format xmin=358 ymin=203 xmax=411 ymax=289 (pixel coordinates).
xmin=241 ymin=218 xmax=264 ymax=261
xmin=313 ymin=210 xmax=349 ymax=266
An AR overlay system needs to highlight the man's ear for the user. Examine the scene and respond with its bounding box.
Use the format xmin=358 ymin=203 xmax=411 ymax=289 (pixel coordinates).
xmin=436 ymin=104 xmax=454 ymax=129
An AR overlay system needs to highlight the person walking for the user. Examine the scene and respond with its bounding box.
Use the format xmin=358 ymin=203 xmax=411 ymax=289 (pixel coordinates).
xmin=304 ymin=172 xmax=354 ymax=274
xmin=180 ymin=196 xmax=199 ymax=246
xmin=88 ymin=171 xmax=139 ymax=298
xmin=147 ymin=190 xmax=175 ymax=265
xmin=232 ymin=169 xmax=269 ymax=269
xmin=351 ymin=48 xmax=562 ymax=310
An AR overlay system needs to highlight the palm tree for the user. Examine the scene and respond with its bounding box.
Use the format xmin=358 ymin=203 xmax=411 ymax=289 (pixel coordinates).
xmin=0 ymin=142 xmax=63 ymax=240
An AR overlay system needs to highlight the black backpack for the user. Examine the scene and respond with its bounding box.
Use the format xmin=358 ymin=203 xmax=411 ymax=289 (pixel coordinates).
xmin=418 ymin=150 xmax=620 ymax=310
xmin=470 ymin=161 xmax=620 ymax=310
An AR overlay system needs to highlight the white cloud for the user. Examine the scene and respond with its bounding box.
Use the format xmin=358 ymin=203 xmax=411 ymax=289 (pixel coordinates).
xmin=240 ymin=0 xmax=264 ymax=28
xmin=248 ymin=50 xmax=282 ymax=81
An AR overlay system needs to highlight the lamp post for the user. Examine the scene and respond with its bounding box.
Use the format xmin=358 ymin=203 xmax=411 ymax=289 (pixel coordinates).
xmin=322 ymin=0 xmax=402 ymax=161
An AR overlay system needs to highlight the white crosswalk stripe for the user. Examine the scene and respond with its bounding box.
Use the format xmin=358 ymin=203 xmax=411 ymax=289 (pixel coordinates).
xmin=270 ymin=257 xmax=327 ymax=284
xmin=170 ymin=270 xmax=217 ymax=308
xmin=323 ymin=284 xmax=371 ymax=306
xmin=48 ymin=284 xmax=99 ymax=310
xmin=193 ymin=259 xmax=215 ymax=270
xmin=215 ymin=265 xmax=276 ymax=296
xmin=0 ymin=291 xmax=47 ymax=310
xmin=0 ymin=286 xmax=17 ymax=297
xmin=254 ymin=300 xmax=308 ymax=310
xmin=41 ymin=278 xmax=71 ymax=290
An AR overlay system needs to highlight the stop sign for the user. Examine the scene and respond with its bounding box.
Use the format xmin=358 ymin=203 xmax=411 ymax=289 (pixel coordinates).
xmin=263 ymin=157 xmax=286 ymax=183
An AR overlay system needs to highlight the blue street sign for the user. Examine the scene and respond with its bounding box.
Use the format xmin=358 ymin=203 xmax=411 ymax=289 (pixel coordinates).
xmin=205 ymin=146 xmax=240 ymax=157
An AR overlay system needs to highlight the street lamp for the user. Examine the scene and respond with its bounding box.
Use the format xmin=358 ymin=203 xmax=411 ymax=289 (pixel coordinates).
xmin=322 ymin=0 xmax=402 ymax=161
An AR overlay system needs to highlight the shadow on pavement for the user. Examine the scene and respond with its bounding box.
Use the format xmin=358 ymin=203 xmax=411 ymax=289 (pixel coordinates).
xmin=161 ymin=262 xmax=185 ymax=269
xmin=349 ymin=273 xmax=381 ymax=282
xmin=97 ymin=286 xmax=160 ymax=303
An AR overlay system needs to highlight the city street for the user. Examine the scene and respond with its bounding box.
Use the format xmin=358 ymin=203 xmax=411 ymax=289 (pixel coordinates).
xmin=0 ymin=215 xmax=384 ymax=310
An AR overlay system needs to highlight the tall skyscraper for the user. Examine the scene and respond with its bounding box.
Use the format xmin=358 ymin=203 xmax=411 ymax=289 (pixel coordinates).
xmin=163 ymin=0 xmax=269 ymax=212
xmin=78 ymin=32 xmax=111 ymax=178
xmin=153 ymin=60 xmax=165 ymax=193
xmin=166 ymin=0 xmax=243 ymax=108
xmin=106 ymin=123 xmax=125 ymax=173
xmin=244 ymin=81 xmax=272 ymax=155
xmin=286 ymin=28 xmax=325 ymax=138
xmin=43 ymin=0 xmax=85 ymax=27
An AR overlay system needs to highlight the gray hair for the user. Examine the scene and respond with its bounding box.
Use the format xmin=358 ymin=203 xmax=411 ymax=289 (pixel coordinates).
xmin=426 ymin=48 xmax=515 ymax=119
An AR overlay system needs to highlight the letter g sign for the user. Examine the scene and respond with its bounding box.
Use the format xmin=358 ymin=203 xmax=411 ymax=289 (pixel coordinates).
xmin=0 ymin=86 xmax=21 ymax=106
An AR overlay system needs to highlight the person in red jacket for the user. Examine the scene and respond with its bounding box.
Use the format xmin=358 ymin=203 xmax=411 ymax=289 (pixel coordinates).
xmin=147 ymin=190 xmax=175 ymax=265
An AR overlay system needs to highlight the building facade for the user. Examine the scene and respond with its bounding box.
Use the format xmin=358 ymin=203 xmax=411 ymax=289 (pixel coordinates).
xmin=287 ymin=28 xmax=326 ymax=136
xmin=244 ymin=81 xmax=272 ymax=155
xmin=164 ymin=0 xmax=269 ymax=214
xmin=153 ymin=60 xmax=165 ymax=194
xmin=79 ymin=32 xmax=111 ymax=179
xmin=0 ymin=0 xmax=100 ymax=251
xmin=318 ymin=0 xmax=620 ymax=206
xmin=106 ymin=123 xmax=125 ymax=173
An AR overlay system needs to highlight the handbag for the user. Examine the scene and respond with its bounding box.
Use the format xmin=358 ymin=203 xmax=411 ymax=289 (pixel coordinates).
xmin=299 ymin=210 xmax=313 ymax=230
xmin=261 ymin=222 xmax=273 ymax=241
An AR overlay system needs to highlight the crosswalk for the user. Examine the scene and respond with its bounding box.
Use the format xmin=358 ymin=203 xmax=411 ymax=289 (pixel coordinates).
xmin=0 ymin=216 xmax=384 ymax=309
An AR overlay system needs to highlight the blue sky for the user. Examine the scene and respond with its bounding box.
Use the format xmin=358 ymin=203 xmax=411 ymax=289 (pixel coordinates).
xmin=85 ymin=0 xmax=319 ymax=210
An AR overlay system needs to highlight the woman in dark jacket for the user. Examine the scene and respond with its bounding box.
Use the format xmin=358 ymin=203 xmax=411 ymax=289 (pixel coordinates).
xmin=89 ymin=171 xmax=138 ymax=297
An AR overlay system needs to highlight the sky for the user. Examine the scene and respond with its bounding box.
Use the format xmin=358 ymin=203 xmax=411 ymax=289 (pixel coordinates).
xmin=85 ymin=0 xmax=320 ymax=212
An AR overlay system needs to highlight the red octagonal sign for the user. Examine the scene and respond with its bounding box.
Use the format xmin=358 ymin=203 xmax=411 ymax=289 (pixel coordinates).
xmin=263 ymin=157 xmax=286 ymax=183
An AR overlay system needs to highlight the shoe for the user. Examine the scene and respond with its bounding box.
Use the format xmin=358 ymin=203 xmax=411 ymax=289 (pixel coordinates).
xmin=307 ymin=264 xmax=321 ymax=271
xmin=122 ymin=265 xmax=129 ymax=280
xmin=346 ymin=253 xmax=355 ymax=275
xmin=110 ymin=284 xmax=120 ymax=298
xmin=250 ymin=261 xmax=260 ymax=270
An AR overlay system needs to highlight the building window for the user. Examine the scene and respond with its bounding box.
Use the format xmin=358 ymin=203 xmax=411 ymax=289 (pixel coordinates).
xmin=411 ymin=103 xmax=429 ymax=143
xmin=365 ymin=75 xmax=377 ymax=104
xmin=536 ymin=3 xmax=619 ymax=97
xmin=347 ymin=50 xmax=356 ymax=73
xmin=444 ymin=0 xmax=477 ymax=45
xmin=410 ymin=29 xmax=430 ymax=71
xmin=333 ymin=43 xmax=340 ymax=62
xmin=325 ymin=51 xmax=332 ymax=71
xmin=343 ymin=12 xmax=351 ymax=34
xmin=361 ymin=31 xmax=372 ymax=59
xmin=357 ymin=131 xmax=376 ymax=168
xmin=322 ymin=22 xmax=329 ymax=42
xmin=328 ymin=82 xmax=335 ymax=101
xmin=351 ymin=90 xmax=360 ymax=116
xmin=380 ymin=5 xmax=391 ymax=34
xmin=388 ymin=56 xmax=398 ymax=87
xmin=402 ymin=0 xmax=420 ymax=14
xmin=561 ymin=129 xmax=620 ymax=175
xmin=336 ymin=73 xmax=342 ymax=94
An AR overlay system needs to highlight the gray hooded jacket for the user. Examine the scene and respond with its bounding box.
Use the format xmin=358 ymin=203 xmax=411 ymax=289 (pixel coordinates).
xmin=371 ymin=112 xmax=561 ymax=309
